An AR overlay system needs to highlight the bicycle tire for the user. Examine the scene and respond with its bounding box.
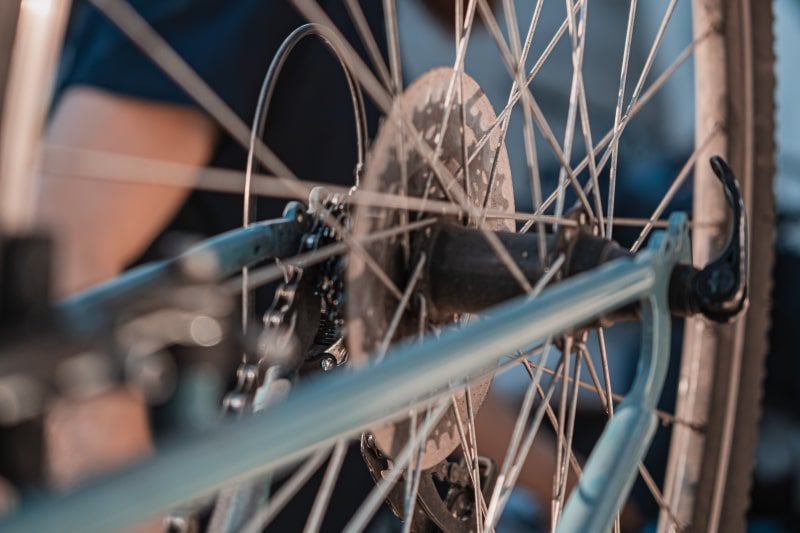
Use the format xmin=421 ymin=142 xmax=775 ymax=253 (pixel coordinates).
xmin=663 ymin=1 xmax=776 ymax=531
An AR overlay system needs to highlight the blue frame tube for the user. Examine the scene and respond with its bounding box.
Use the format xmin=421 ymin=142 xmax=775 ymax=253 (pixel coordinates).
xmin=556 ymin=215 xmax=687 ymax=532
xmin=57 ymin=205 xmax=304 ymax=334
xmin=1 ymin=215 xmax=689 ymax=533
xmin=1 ymin=254 xmax=656 ymax=532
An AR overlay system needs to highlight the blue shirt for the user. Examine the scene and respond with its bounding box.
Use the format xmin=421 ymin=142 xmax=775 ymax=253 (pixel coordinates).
xmin=59 ymin=0 xmax=386 ymax=258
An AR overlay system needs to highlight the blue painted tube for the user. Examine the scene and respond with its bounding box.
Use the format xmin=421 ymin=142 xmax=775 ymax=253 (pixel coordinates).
xmin=0 ymin=254 xmax=655 ymax=533
xmin=57 ymin=211 xmax=303 ymax=334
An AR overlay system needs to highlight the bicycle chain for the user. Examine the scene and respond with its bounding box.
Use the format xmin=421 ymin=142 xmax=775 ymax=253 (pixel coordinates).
xmin=222 ymin=191 xmax=350 ymax=415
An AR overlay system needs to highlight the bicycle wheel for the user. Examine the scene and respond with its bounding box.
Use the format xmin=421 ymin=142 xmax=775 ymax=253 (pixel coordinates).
xmin=0 ymin=1 xmax=775 ymax=532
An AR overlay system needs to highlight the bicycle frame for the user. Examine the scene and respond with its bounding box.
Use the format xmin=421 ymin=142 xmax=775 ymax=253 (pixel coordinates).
xmin=0 ymin=211 xmax=690 ymax=532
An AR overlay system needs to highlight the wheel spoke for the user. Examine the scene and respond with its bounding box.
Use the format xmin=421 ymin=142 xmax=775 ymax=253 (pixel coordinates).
xmin=498 ymin=0 xmax=548 ymax=263
xmin=230 ymin=218 xmax=436 ymax=293
xmin=606 ymin=0 xmax=638 ymax=239
xmin=553 ymin=0 xmax=590 ymax=228
xmin=607 ymin=0 xmax=680 ymax=237
xmin=630 ymin=127 xmax=721 ymax=252
xmin=464 ymin=388 xmax=485 ymax=532
xmin=432 ymin=0 xmax=478 ymax=159
xmin=595 ymin=330 xmax=615 ymax=417
xmin=382 ymin=0 xmax=403 ymax=94
xmin=578 ymin=339 xmax=621 ymax=532
xmin=554 ymin=346 xmax=582 ymax=526
xmin=552 ymin=338 xmax=573 ymax=525
xmin=520 ymin=25 xmax=710 ymax=233
xmin=343 ymin=0 xmax=393 ymax=91
xmin=484 ymin=354 xmax=567 ymax=531
xmin=85 ymin=0 xmax=411 ymax=308
xmin=304 ymin=440 xmax=349 ymax=533
xmin=87 ymin=0 xmax=298 ymax=183
xmin=343 ymin=400 xmax=450 ymax=533
xmin=476 ymin=0 xmax=596 ymax=220
xmin=466 ymin=0 xmax=584 ymax=167
xmin=401 ymin=407 xmax=427 ymax=533
xmin=41 ymin=143 xmax=584 ymax=228
xmin=569 ymin=0 xmax=606 ymax=236
xmin=375 ymin=253 xmax=427 ymax=361
xmin=240 ymin=448 xmax=331 ymax=533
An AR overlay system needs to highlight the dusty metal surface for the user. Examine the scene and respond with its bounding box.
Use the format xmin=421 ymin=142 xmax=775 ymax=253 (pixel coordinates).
xmin=347 ymin=67 xmax=515 ymax=468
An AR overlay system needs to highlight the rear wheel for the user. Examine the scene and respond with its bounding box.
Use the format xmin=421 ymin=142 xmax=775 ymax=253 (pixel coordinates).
xmin=0 ymin=1 xmax=776 ymax=531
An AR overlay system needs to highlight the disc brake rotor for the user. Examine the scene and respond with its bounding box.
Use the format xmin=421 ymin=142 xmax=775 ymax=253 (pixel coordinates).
xmin=347 ymin=67 xmax=514 ymax=469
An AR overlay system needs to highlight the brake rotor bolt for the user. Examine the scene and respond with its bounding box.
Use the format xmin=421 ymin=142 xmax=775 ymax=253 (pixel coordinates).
xmin=320 ymin=355 xmax=336 ymax=372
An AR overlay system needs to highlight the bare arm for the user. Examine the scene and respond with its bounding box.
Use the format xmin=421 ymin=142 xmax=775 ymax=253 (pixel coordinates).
xmin=39 ymin=87 xmax=217 ymax=296
xmin=38 ymin=88 xmax=217 ymax=489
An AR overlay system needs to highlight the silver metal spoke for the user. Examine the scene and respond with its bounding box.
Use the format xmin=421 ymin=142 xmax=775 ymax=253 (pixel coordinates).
xmin=483 ymin=342 xmax=553 ymax=529
xmin=376 ymin=253 xmax=427 ymax=361
xmin=606 ymin=0 xmax=680 ymax=237
xmin=554 ymin=348 xmax=582 ymax=527
xmin=595 ymin=330 xmax=615 ymax=417
xmin=529 ymin=363 xmax=584 ymax=486
xmin=484 ymin=355 xmax=566 ymax=531
xmin=291 ymin=0 xmax=392 ymax=112
xmin=552 ymin=339 xmax=572 ymax=525
xmin=466 ymin=0 xmax=584 ymax=168
xmin=81 ymin=0 xmax=415 ymax=327
xmin=43 ymin=144 xmax=584 ymax=228
xmin=578 ymin=340 xmax=620 ymax=533
xmin=606 ymin=0 xmax=638 ymax=238
xmin=229 ymin=218 xmax=436 ymax=293
xmin=454 ymin=0 xmax=471 ymax=221
xmin=630 ymin=127 xmax=720 ymax=252
xmin=498 ymin=0 xmax=548 ymax=264
xmin=41 ymin=145 xmax=585 ymax=228
xmin=570 ymin=1 xmax=606 ymax=236
xmin=522 ymin=358 xmax=705 ymax=432
xmin=464 ymin=388 xmax=484 ymax=532
xmin=450 ymin=394 xmax=489 ymax=524
xmin=343 ymin=400 xmax=450 ymax=533
xmin=415 ymin=0 xmax=479 ymax=209
xmin=343 ymin=0 xmax=393 ymax=91
xmin=479 ymin=254 xmax=565 ymax=526
xmin=401 ymin=406 xmax=428 ymax=533
xmin=476 ymin=1 xmax=595 ymax=220
xmin=382 ymin=0 xmax=403 ymax=94
xmin=240 ymin=448 xmax=331 ymax=533
xmin=303 ymin=440 xmax=349 ymax=533
xmin=639 ymin=462 xmax=686 ymax=531
xmin=520 ymin=25 xmax=710 ymax=234
xmin=623 ymin=0 xmax=680 ymax=124
xmin=432 ymin=0 xmax=478 ymax=159
xmin=553 ymin=0 xmax=590 ymax=228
